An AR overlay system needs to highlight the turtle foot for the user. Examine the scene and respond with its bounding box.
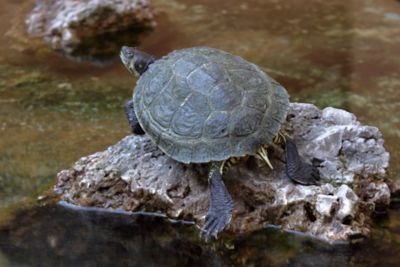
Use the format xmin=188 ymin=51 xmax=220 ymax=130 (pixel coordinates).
xmin=201 ymin=164 xmax=234 ymax=240
xmin=201 ymin=209 xmax=232 ymax=240
xmin=125 ymin=100 xmax=145 ymax=135
xmin=285 ymin=138 xmax=321 ymax=185
xmin=290 ymin=160 xmax=320 ymax=185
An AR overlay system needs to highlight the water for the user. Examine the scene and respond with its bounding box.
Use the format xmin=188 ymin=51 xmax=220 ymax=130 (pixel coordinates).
xmin=0 ymin=0 xmax=400 ymax=266
xmin=0 ymin=203 xmax=399 ymax=266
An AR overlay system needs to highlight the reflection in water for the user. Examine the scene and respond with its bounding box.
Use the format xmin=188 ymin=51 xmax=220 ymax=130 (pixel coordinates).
xmin=0 ymin=203 xmax=221 ymax=267
xmin=0 ymin=203 xmax=399 ymax=267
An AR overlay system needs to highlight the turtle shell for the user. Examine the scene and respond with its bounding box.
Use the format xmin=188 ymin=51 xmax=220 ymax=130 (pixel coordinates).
xmin=133 ymin=47 xmax=289 ymax=164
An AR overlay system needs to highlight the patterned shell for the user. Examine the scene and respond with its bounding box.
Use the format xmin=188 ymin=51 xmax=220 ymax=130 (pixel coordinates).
xmin=133 ymin=47 xmax=289 ymax=164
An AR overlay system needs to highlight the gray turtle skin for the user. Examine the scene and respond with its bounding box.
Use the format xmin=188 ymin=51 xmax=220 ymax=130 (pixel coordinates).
xmin=134 ymin=47 xmax=289 ymax=164
xmin=120 ymin=46 xmax=319 ymax=240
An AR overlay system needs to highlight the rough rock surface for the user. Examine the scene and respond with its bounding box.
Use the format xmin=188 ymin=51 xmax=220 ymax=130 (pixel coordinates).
xmin=26 ymin=0 xmax=155 ymax=57
xmin=55 ymin=103 xmax=392 ymax=243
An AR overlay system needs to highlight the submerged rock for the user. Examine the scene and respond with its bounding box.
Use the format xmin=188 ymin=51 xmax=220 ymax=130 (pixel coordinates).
xmin=26 ymin=0 xmax=156 ymax=59
xmin=55 ymin=103 xmax=391 ymax=243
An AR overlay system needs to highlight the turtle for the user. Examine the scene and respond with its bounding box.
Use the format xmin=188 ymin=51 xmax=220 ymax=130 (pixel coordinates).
xmin=120 ymin=46 xmax=320 ymax=239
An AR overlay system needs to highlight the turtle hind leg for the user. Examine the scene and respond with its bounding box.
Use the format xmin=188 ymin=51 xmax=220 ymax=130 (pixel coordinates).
xmin=201 ymin=161 xmax=234 ymax=240
xmin=124 ymin=100 xmax=145 ymax=135
xmin=285 ymin=138 xmax=320 ymax=185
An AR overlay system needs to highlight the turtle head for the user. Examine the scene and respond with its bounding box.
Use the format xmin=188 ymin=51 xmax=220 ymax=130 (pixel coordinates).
xmin=120 ymin=46 xmax=155 ymax=77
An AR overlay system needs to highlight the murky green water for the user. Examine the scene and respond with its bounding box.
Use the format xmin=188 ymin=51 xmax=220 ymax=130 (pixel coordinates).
xmin=1 ymin=0 xmax=400 ymax=266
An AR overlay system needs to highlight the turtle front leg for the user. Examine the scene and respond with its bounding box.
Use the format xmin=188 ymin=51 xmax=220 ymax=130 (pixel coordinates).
xmin=201 ymin=161 xmax=234 ymax=240
xmin=124 ymin=100 xmax=145 ymax=135
xmin=285 ymin=137 xmax=320 ymax=185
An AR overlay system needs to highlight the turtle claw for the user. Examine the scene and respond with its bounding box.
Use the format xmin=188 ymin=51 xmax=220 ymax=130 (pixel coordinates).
xmin=201 ymin=163 xmax=234 ymax=241
xmin=285 ymin=138 xmax=321 ymax=185
xmin=201 ymin=209 xmax=232 ymax=241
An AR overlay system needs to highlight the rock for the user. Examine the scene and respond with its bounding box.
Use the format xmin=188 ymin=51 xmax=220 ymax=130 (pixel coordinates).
xmin=26 ymin=0 xmax=156 ymax=59
xmin=335 ymin=185 xmax=358 ymax=222
xmin=285 ymin=104 xmax=390 ymax=183
xmin=315 ymin=194 xmax=338 ymax=217
xmin=388 ymin=178 xmax=400 ymax=199
xmin=55 ymin=103 xmax=392 ymax=243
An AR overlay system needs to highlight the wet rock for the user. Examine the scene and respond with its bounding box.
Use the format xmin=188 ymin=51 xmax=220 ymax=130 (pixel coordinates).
xmin=388 ymin=179 xmax=400 ymax=200
xmin=26 ymin=0 xmax=156 ymax=59
xmin=55 ymin=103 xmax=392 ymax=243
